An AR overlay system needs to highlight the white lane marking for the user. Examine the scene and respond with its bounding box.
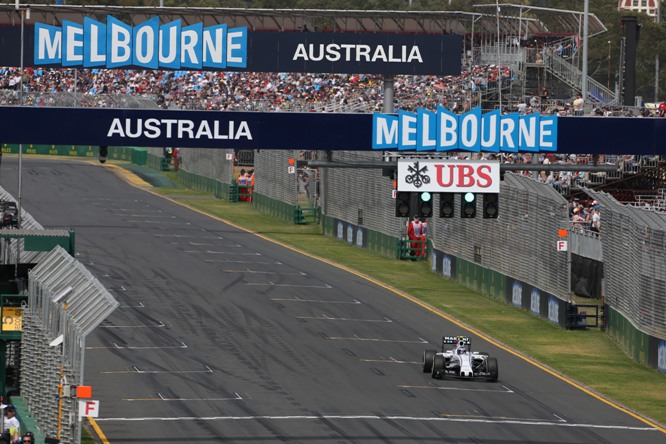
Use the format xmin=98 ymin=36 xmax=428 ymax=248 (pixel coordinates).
xmin=124 ymin=393 xmax=243 ymax=402
xmin=101 ymin=365 xmax=213 ymax=374
xmin=86 ymin=342 xmax=187 ymax=350
xmin=128 ymin=220 xmax=190 ymax=225
xmin=111 ymin=214 xmax=176 ymax=218
xmin=119 ymin=302 xmax=145 ymax=308
xmin=398 ymin=384 xmax=515 ymax=394
xmin=99 ymin=321 xmax=166 ymax=328
xmin=441 ymin=413 xmax=564 ymax=422
xmin=296 ymin=315 xmax=392 ymax=323
xmin=178 ymin=243 xmax=241 ymax=248
xmin=91 ymin=415 xmax=659 ymax=431
xmin=270 ymin=297 xmax=360 ymax=304
xmin=186 ymin=250 xmax=260 ymax=255
xmin=153 ymin=234 xmax=195 ymax=238
xmin=360 ymin=357 xmax=420 ymax=364
xmin=108 ymin=208 xmax=162 ymax=212
xmin=224 ymin=269 xmax=306 ymax=275
xmin=326 ymin=335 xmax=428 ymax=344
xmin=205 ymin=259 xmax=281 ymax=265
xmin=247 ymin=282 xmax=332 ymax=288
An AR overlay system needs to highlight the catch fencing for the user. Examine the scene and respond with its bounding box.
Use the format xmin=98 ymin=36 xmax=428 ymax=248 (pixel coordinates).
xmin=176 ymin=148 xmax=571 ymax=299
xmin=429 ymin=172 xmax=571 ymax=299
xmin=587 ymin=189 xmax=666 ymax=339
xmin=22 ymin=245 xmax=118 ymax=444
xmin=149 ymin=147 xmax=666 ymax=345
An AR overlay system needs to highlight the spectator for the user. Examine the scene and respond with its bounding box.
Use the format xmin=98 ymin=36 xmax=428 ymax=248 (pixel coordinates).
xmin=2 ymin=405 xmax=20 ymax=444
xmin=571 ymin=207 xmax=586 ymax=230
xmin=540 ymin=87 xmax=549 ymax=110
xmin=659 ymin=99 xmax=666 ymax=117
xmin=590 ymin=205 xmax=601 ymax=233
xmin=573 ymin=93 xmax=584 ymax=116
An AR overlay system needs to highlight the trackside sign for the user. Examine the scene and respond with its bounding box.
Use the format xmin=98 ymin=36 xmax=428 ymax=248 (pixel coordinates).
xmin=20 ymin=16 xmax=461 ymax=74
xmin=397 ymin=159 xmax=500 ymax=193
xmin=373 ymin=107 xmax=558 ymax=152
xmin=34 ymin=16 xmax=247 ymax=69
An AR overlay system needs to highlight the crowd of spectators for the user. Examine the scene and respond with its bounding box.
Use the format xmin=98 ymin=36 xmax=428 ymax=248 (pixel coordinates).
xmin=0 ymin=63 xmax=514 ymax=113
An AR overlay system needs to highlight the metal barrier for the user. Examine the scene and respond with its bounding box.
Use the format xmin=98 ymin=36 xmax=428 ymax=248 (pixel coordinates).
xmin=586 ymin=189 xmax=666 ymax=339
xmin=568 ymin=304 xmax=601 ymax=329
xmin=21 ymin=246 xmax=118 ymax=444
xmin=294 ymin=207 xmax=320 ymax=225
xmin=397 ymin=238 xmax=428 ymax=261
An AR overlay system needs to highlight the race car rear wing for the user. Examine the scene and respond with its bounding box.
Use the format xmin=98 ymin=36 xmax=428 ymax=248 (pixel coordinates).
xmin=441 ymin=336 xmax=470 ymax=350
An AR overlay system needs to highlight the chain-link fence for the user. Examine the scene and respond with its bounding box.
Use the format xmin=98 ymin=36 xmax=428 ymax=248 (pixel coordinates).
xmin=587 ymin=189 xmax=666 ymax=339
xmin=430 ymin=172 xmax=571 ymax=299
xmin=254 ymin=150 xmax=299 ymax=206
xmin=0 ymin=91 xmax=160 ymax=108
xmin=321 ymin=150 xmax=405 ymax=238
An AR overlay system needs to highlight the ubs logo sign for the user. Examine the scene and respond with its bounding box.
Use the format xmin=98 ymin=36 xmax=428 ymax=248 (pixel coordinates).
xmin=397 ymin=159 xmax=500 ymax=193
xmin=404 ymin=161 xmax=430 ymax=189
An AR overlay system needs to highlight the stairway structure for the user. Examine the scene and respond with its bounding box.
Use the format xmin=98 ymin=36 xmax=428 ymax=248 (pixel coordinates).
xmin=477 ymin=39 xmax=617 ymax=105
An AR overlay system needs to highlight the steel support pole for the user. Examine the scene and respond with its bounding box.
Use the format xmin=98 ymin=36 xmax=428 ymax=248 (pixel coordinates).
xmin=582 ymin=0 xmax=589 ymax=99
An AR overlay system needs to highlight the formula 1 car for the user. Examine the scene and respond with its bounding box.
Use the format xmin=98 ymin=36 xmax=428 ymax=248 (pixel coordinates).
xmin=422 ymin=335 xmax=498 ymax=382
xmin=0 ymin=200 xmax=18 ymax=228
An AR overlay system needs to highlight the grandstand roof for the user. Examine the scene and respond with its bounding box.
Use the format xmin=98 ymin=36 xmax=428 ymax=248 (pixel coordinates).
xmin=0 ymin=4 xmax=566 ymax=36
xmin=474 ymin=3 xmax=607 ymax=38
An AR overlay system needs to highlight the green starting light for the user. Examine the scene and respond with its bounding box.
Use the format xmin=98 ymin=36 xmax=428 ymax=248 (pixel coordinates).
xmin=463 ymin=192 xmax=475 ymax=203
xmin=420 ymin=192 xmax=432 ymax=202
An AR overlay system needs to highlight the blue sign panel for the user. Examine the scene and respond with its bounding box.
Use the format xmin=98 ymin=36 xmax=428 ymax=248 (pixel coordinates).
xmin=1 ymin=18 xmax=462 ymax=75
xmin=1 ymin=107 xmax=666 ymax=154
xmin=372 ymin=108 xmax=558 ymax=153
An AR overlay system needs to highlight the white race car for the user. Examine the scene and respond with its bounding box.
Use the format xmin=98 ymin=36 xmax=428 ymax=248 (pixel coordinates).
xmin=422 ymin=335 xmax=498 ymax=382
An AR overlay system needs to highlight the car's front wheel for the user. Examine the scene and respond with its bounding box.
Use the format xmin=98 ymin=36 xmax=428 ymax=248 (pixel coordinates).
xmin=432 ymin=354 xmax=446 ymax=379
xmin=486 ymin=357 xmax=499 ymax=382
xmin=423 ymin=350 xmax=436 ymax=373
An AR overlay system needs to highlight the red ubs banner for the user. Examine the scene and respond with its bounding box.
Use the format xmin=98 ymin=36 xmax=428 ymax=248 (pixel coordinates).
xmin=397 ymin=159 xmax=500 ymax=193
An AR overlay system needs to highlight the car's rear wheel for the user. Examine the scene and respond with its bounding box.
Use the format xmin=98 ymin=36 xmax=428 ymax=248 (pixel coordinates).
xmin=432 ymin=354 xmax=445 ymax=379
xmin=486 ymin=357 xmax=499 ymax=382
xmin=423 ymin=350 xmax=436 ymax=373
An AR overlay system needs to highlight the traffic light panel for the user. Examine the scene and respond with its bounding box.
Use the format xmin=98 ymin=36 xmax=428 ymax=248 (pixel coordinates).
xmin=461 ymin=192 xmax=477 ymax=218
xmin=439 ymin=193 xmax=455 ymax=218
xmin=99 ymin=146 xmax=108 ymax=164
xmin=395 ymin=192 xmax=414 ymax=217
xmin=417 ymin=192 xmax=433 ymax=218
xmin=483 ymin=193 xmax=499 ymax=218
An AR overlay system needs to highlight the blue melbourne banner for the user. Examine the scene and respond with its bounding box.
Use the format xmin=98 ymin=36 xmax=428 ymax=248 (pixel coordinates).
xmin=372 ymin=107 xmax=558 ymax=153
xmin=0 ymin=16 xmax=462 ymax=75
xmin=1 ymin=107 xmax=666 ymax=154
xmin=34 ymin=16 xmax=248 ymax=70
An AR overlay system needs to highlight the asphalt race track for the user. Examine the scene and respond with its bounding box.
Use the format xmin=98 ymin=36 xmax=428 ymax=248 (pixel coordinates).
xmin=2 ymin=157 xmax=664 ymax=444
